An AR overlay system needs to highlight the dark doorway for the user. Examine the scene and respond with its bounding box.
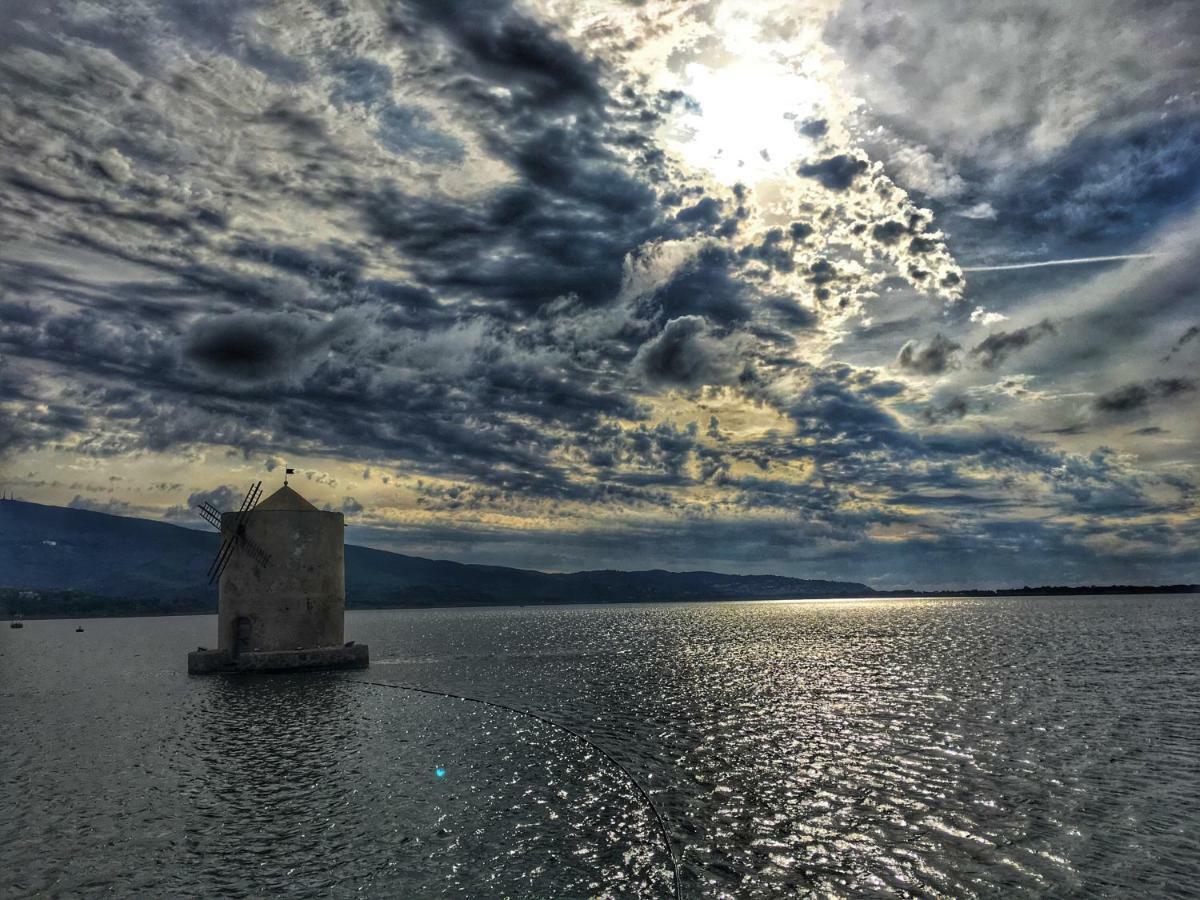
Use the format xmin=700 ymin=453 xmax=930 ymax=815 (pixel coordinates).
xmin=234 ymin=616 xmax=253 ymax=656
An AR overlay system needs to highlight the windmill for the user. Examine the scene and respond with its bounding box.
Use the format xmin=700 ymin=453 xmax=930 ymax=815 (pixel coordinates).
xmin=187 ymin=477 xmax=367 ymax=674
xmin=197 ymin=482 xmax=272 ymax=584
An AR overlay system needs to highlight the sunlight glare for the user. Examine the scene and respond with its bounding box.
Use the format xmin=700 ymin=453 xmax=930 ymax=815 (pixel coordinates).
xmin=669 ymin=60 xmax=828 ymax=187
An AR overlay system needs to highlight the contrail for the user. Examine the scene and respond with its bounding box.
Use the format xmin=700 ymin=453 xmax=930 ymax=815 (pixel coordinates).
xmin=961 ymin=252 xmax=1161 ymax=272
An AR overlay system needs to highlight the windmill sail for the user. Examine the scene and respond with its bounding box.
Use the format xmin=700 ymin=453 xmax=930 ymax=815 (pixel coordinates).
xmin=204 ymin=481 xmax=267 ymax=584
xmin=237 ymin=533 xmax=271 ymax=567
xmin=197 ymin=501 xmax=223 ymax=531
xmin=207 ymin=535 xmax=237 ymax=584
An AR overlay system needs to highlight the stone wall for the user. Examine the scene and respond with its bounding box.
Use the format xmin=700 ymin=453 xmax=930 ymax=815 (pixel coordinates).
xmin=217 ymin=508 xmax=345 ymax=652
xmin=188 ymin=644 xmax=368 ymax=674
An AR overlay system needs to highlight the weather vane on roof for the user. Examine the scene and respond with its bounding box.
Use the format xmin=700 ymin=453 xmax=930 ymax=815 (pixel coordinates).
xmin=284 ymin=466 xmax=295 ymax=486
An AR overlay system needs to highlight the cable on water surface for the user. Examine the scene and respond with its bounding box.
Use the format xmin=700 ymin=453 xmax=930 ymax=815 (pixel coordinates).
xmin=348 ymin=678 xmax=684 ymax=900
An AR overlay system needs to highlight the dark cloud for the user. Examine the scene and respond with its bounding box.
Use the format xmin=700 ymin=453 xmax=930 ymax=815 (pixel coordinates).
xmin=675 ymin=196 xmax=723 ymax=228
xmin=970 ymin=320 xmax=1056 ymax=369
xmin=871 ymin=220 xmax=907 ymax=244
xmin=645 ymin=245 xmax=753 ymax=326
xmin=1163 ymin=324 xmax=1199 ymax=361
xmin=1016 ymin=117 xmax=1200 ymax=241
xmin=797 ymin=154 xmax=869 ymax=190
xmin=633 ymin=316 xmax=740 ymax=389
xmin=1041 ymin=423 xmax=1090 ymax=436
xmin=788 ymin=221 xmax=813 ymax=241
xmin=0 ymin=300 xmax=46 ymax=327
xmin=1094 ymin=378 xmax=1196 ymax=414
xmin=739 ymin=228 xmax=796 ymax=273
xmin=162 ymin=484 xmax=244 ymax=522
xmin=897 ymin=333 xmax=960 ymax=375
xmin=365 ymin=141 xmax=663 ymax=312
xmin=0 ymin=0 xmax=1194 ymax=587
xmin=796 ymin=118 xmax=828 ymax=138
xmin=763 ymin=297 xmax=817 ymax=330
xmin=921 ymin=395 xmax=970 ymax=424
xmin=807 ymin=259 xmax=837 ymax=285
xmin=769 ymin=365 xmax=917 ymax=455
xmin=404 ymin=0 xmax=605 ymax=111
xmin=190 ymin=484 xmax=244 ymax=512
xmin=182 ymin=313 xmax=351 ymax=382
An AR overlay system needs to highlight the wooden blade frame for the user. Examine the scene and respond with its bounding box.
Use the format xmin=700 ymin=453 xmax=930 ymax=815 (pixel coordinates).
xmin=196 ymin=502 xmax=222 ymax=531
xmin=206 ymin=481 xmax=263 ymax=585
xmin=236 ymin=533 xmax=272 ymax=568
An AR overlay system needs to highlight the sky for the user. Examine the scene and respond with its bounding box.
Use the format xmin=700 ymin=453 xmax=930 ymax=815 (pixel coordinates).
xmin=0 ymin=0 xmax=1197 ymax=589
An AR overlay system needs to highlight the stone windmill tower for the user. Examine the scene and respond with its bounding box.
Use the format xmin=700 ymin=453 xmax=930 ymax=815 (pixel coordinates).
xmin=188 ymin=477 xmax=369 ymax=674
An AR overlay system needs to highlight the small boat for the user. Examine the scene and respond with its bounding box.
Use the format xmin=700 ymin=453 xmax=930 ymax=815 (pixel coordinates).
xmin=9 ymin=620 xmax=23 ymax=629
xmin=75 ymin=626 xmax=84 ymax=633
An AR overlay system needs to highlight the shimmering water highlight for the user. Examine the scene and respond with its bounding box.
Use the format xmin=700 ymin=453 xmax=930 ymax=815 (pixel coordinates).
xmin=2 ymin=594 xmax=1199 ymax=897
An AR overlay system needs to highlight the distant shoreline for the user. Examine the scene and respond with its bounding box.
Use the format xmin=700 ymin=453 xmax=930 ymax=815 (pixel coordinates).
xmin=4 ymin=501 xmax=1196 ymax=621
xmin=4 ymin=584 xmax=1196 ymax=621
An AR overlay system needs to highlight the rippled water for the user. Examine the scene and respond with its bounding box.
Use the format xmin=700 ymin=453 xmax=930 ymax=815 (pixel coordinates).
xmin=3 ymin=595 xmax=1200 ymax=897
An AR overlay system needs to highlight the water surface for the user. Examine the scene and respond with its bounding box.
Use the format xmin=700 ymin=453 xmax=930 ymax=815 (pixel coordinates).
xmin=3 ymin=595 xmax=1199 ymax=897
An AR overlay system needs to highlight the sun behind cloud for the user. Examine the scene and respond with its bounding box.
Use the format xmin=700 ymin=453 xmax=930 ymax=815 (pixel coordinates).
xmin=0 ymin=0 xmax=1196 ymax=588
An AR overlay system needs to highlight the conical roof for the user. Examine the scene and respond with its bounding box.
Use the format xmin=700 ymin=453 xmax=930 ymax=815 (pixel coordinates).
xmin=256 ymin=484 xmax=319 ymax=512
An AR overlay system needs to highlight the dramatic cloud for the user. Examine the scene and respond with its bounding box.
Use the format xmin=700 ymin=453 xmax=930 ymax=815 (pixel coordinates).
xmin=970 ymin=320 xmax=1056 ymax=370
xmin=798 ymin=153 xmax=869 ymax=191
xmin=897 ymin=334 xmax=960 ymax=375
xmin=0 ymin=0 xmax=1196 ymax=588
xmin=187 ymin=485 xmax=243 ymax=512
xmin=1094 ymin=378 xmax=1196 ymax=415
xmin=921 ymin=395 xmax=970 ymax=424
xmin=162 ymin=484 xmax=243 ymax=523
xmin=183 ymin=313 xmax=352 ymax=382
xmin=634 ymin=315 xmax=742 ymax=388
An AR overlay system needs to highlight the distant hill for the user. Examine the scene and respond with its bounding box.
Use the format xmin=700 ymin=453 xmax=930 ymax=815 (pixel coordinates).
xmin=1 ymin=500 xmax=1192 ymax=619
xmin=0 ymin=499 xmax=875 ymax=617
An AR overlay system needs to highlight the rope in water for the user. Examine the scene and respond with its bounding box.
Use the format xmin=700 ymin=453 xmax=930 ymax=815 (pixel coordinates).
xmin=349 ymin=678 xmax=683 ymax=900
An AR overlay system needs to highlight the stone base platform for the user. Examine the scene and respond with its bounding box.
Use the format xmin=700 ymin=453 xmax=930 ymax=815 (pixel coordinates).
xmin=188 ymin=643 xmax=369 ymax=675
